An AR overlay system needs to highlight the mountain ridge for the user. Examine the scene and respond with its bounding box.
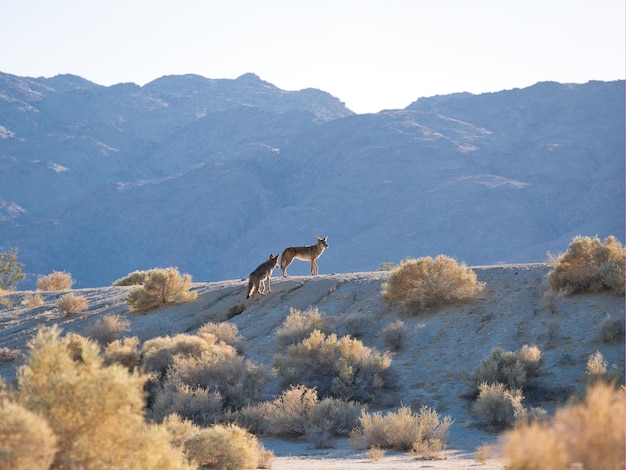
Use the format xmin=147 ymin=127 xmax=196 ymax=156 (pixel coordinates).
xmin=0 ymin=72 xmax=623 ymax=288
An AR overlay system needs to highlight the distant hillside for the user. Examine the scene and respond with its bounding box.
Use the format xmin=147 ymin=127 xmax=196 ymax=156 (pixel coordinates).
xmin=0 ymin=72 xmax=623 ymax=287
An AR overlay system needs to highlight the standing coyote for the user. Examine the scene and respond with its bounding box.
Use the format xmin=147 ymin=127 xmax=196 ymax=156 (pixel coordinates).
xmin=280 ymin=236 xmax=329 ymax=277
xmin=247 ymin=254 xmax=279 ymax=300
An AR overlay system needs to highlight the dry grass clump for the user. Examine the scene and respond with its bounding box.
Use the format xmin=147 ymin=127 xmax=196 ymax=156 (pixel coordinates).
xmin=21 ymin=292 xmax=44 ymax=309
xmin=548 ymin=235 xmax=625 ymax=295
xmin=238 ymin=385 xmax=363 ymax=448
xmin=471 ymin=345 xmax=543 ymax=392
xmin=85 ymin=314 xmax=131 ymax=346
xmin=382 ymin=255 xmax=484 ymax=312
xmin=350 ymin=405 xmax=452 ymax=458
xmin=57 ymin=293 xmax=88 ymax=315
xmin=126 ymin=267 xmax=197 ymax=312
xmin=0 ymin=347 xmax=21 ymax=363
xmin=0 ymin=400 xmax=58 ymax=470
xmin=37 ymin=271 xmax=73 ymax=291
xmin=503 ymin=382 xmax=625 ymax=470
xmin=14 ymin=326 xmax=193 ymax=469
xmin=273 ymin=330 xmax=392 ymax=402
xmin=276 ymin=307 xmax=330 ymax=348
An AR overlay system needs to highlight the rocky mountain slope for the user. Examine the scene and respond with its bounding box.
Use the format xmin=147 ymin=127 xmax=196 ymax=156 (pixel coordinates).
xmin=0 ymin=72 xmax=623 ymax=287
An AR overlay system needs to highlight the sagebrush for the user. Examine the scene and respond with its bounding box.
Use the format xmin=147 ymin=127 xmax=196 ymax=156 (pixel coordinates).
xmin=548 ymin=235 xmax=625 ymax=295
xmin=350 ymin=405 xmax=452 ymax=458
xmin=37 ymin=271 xmax=73 ymax=291
xmin=382 ymin=255 xmax=484 ymax=312
xmin=503 ymin=382 xmax=625 ymax=469
xmin=126 ymin=267 xmax=197 ymax=312
xmin=273 ymin=330 xmax=392 ymax=402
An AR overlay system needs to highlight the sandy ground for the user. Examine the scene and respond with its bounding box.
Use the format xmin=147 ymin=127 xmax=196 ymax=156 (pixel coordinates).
xmin=0 ymin=263 xmax=623 ymax=469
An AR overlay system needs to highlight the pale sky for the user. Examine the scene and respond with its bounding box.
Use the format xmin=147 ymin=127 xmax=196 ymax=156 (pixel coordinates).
xmin=1 ymin=0 xmax=623 ymax=114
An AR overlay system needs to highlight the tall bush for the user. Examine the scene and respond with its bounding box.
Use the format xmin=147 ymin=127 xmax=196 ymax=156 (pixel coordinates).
xmin=548 ymin=235 xmax=625 ymax=295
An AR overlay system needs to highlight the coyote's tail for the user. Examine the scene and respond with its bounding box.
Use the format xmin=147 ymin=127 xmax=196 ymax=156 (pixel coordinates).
xmin=246 ymin=279 xmax=254 ymax=299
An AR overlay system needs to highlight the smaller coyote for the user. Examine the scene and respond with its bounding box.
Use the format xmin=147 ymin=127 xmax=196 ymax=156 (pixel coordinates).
xmin=247 ymin=254 xmax=279 ymax=300
xmin=280 ymin=236 xmax=329 ymax=277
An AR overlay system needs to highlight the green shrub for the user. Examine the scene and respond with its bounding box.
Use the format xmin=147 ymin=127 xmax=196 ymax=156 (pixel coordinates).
xmin=273 ymin=330 xmax=392 ymax=402
xmin=382 ymin=255 xmax=484 ymax=312
xmin=0 ymin=247 xmax=26 ymax=291
xmin=183 ymin=423 xmax=273 ymax=470
xmin=503 ymin=382 xmax=624 ymax=470
xmin=548 ymin=235 xmax=625 ymax=295
xmin=350 ymin=405 xmax=452 ymax=458
xmin=37 ymin=271 xmax=73 ymax=291
xmin=57 ymin=293 xmax=88 ymax=314
xmin=126 ymin=267 xmax=197 ymax=312
xmin=0 ymin=400 xmax=57 ymax=470
xmin=470 ymin=345 xmax=543 ymax=393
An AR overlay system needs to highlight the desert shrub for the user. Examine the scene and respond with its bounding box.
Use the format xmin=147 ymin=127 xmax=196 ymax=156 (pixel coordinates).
xmin=583 ymin=350 xmax=621 ymax=387
xmin=22 ymin=292 xmax=44 ymax=309
xmin=472 ymin=382 xmax=524 ymax=427
xmin=141 ymin=333 xmax=221 ymax=375
xmin=350 ymin=405 xmax=452 ymax=458
xmin=0 ymin=347 xmax=20 ymax=363
xmin=183 ymin=423 xmax=273 ymax=470
xmin=103 ymin=336 xmax=142 ymax=371
xmin=503 ymin=382 xmax=625 ymax=470
xmin=0 ymin=399 xmax=57 ymax=470
xmin=470 ymin=345 xmax=543 ymax=393
xmin=85 ymin=314 xmax=131 ymax=346
xmin=276 ymin=307 xmax=330 ymax=348
xmin=599 ymin=315 xmax=625 ymax=344
xmin=381 ymin=319 xmax=407 ymax=351
xmin=57 ymin=293 xmax=88 ymax=314
xmin=274 ymin=330 xmax=392 ymax=402
xmin=126 ymin=267 xmax=197 ymax=312
xmin=238 ymin=385 xmax=363 ymax=443
xmin=382 ymin=255 xmax=484 ymax=312
xmin=548 ymin=235 xmax=625 ymax=295
xmin=15 ymin=326 xmax=192 ymax=469
xmin=112 ymin=270 xmax=148 ymax=286
xmin=165 ymin=351 xmax=272 ymax=410
xmin=37 ymin=271 xmax=73 ymax=291
xmin=149 ymin=382 xmax=224 ymax=426
xmin=198 ymin=321 xmax=245 ymax=353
